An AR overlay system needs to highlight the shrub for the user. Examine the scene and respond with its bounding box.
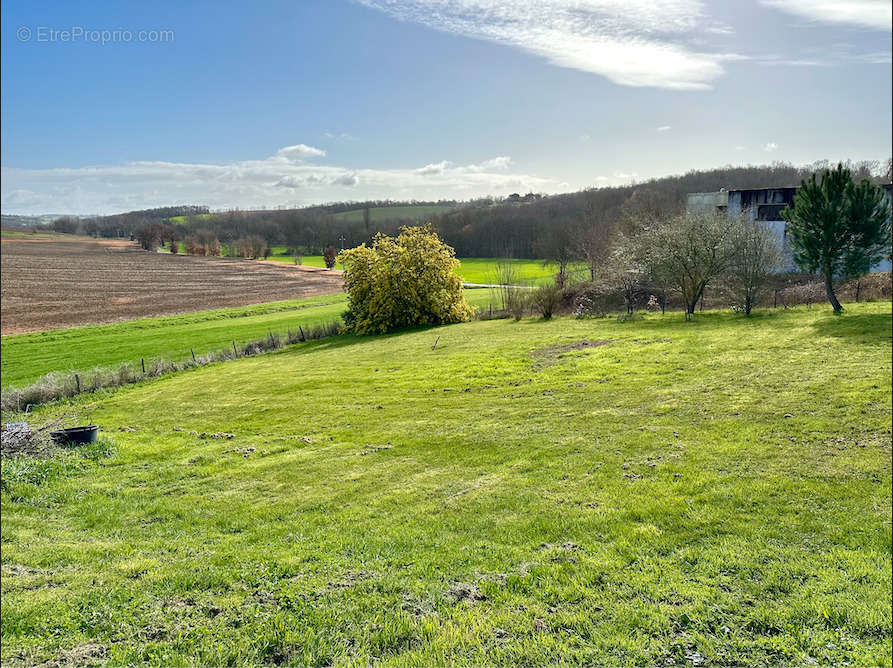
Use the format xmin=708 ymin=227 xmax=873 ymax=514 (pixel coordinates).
xmin=840 ymin=272 xmax=892 ymax=302
xmin=185 ymin=236 xmax=205 ymax=255
xmin=340 ymin=225 xmax=473 ymax=334
xmin=323 ymin=245 xmax=337 ymax=269
xmin=530 ymin=283 xmax=561 ymax=319
xmin=169 ymin=240 xmax=179 ymax=255
xmin=507 ymin=290 xmax=528 ymax=321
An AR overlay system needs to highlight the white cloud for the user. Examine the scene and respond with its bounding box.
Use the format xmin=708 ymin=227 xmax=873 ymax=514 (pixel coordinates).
xmin=475 ymin=156 xmax=512 ymax=170
xmin=276 ymin=143 xmax=326 ymax=159
xmin=1 ymin=151 xmax=559 ymax=215
xmin=758 ymin=0 xmax=892 ymax=30
xmin=656 ymin=125 xmax=672 ymax=132
xmin=764 ymin=142 xmax=779 ymax=152
xmin=735 ymin=145 xmax=746 ymax=151
xmin=415 ymin=160 xmax=453 ymax=175
xmin=357 ymin=0 xmax=738 ymax=90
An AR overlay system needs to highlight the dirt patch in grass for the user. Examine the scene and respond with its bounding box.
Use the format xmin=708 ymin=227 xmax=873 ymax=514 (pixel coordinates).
xmin=446 ymin=582 xmax=486 ymax=603
xmin=357 ymin=443 xmax=392 ymax=456
xmin=39 ymin=643 xmax=106 ymax=668
xmin=531 ymin=339 xmax=612 ymax=369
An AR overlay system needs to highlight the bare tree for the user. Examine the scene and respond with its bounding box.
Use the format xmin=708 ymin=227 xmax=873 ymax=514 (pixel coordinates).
xmin=603 ymin=237 xmax=650 ymax=314
xmin=726 ymin=218 xmax=783 ymax=315
xmin=639 ymin=212 xmax=736 ymax=319
xmin=577 ymin=189 xmax=616 ymax=281
xmin=534 ymin=213 xmax=578 ymax=289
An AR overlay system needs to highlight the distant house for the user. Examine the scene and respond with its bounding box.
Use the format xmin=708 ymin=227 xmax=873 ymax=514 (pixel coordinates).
xmin=687 ymin=185 xmax=893 ymax=273
xmin=504 ymin=192 xmax=543 ymax=205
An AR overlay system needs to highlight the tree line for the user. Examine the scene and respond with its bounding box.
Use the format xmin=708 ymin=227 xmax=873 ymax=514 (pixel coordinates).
xmin=46 ymin=160 xmax=890 ymax=264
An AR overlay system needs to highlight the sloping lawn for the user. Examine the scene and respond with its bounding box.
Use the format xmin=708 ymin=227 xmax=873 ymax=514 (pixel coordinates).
xmin=1 ymin=292 xmax=496 ymax=389
xmin=1 ymin=303 xmax=891 ymax=665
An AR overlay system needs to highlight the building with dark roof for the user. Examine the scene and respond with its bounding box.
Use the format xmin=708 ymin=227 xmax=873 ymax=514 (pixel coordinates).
xmin=687 ymin=185 xmax=892 ymax=273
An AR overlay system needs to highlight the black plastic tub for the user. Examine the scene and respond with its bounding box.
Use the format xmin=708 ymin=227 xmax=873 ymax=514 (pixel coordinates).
xmin=50 ymin=425 xmax=99 ymax=446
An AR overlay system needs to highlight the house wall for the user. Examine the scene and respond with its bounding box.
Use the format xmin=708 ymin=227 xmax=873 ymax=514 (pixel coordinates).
xmin=688 ymin=186 xmax=893 ymax=274
xmin=686 ymin=191 xmax=728 ymax=213
xmin=727 ymin=188 xmax=799 ymax=272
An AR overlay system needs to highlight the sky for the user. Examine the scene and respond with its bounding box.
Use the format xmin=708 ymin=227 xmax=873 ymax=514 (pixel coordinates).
xmin=1 ymin=0 xmax=891 ymax=215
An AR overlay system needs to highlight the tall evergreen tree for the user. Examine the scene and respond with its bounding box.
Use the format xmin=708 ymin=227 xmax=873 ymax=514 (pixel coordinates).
xmin=782 ymin=164 xmax=891 ymax=312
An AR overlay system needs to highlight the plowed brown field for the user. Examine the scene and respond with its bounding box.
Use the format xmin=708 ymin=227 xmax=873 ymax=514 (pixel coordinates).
xmin=1 ymin=237 xmax=343 ymax=334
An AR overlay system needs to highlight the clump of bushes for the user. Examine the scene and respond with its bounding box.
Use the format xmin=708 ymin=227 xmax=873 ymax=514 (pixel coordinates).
xmin=185 ymin=231 xmax=221 ymax=256
xmin=340 ymin=225 xmax=473 ymax=334
xmin=231 ymin=236 xmax=270 ymax=259
xmin=530 ymin=283 xmax=562 ymax=319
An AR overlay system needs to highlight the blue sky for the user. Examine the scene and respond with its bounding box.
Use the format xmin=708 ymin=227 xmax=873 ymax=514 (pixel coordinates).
xmin=2 ymin=0 xmax=890 ymax=215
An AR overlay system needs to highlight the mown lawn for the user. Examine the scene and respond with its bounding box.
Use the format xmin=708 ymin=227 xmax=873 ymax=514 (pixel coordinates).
xmin=0 ymin=291 xmax=495 ymax=389
xmin=2 ymin=302 xmax=890 ymax=666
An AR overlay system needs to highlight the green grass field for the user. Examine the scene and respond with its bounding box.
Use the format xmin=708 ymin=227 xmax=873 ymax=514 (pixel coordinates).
xmin=167 ymin=214 xmax=213 ymax=224
xmin=1 ymin=229 xmax=89 ymax=240
xmin=451 ymin=258 xmax=588 ymax=285
xmin=0 ymin=291 xmax=495 ymax=389
xmin=2 ymin=303 xmax=890 ymax=665
xmin=262 ymin=254 xmax=585 ymax=286
xmin=263 ymin=251 xmax=326 ymax=267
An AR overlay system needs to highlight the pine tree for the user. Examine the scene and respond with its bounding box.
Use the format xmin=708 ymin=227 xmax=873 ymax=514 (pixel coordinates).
xmin=782 ymin=164 xmax=891 ymax=312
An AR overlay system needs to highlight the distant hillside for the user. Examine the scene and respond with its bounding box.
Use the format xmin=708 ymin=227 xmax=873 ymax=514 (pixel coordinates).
xmin=332 ymin=204 xmax=457 ymax=223
xmin=37 ymin=159 xmax=890 ymax=258
xmin=2 ymin=214 xmax=67 ymax=227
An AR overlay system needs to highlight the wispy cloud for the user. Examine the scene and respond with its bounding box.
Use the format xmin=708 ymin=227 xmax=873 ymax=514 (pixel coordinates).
xmin=322 ymin=131 xmax=358 ymax=141
xmin=656 ymin=125 xmax=672 ymax=132
xmin=357 ymin=0 xmax=738 ymax=90
xmin=758 ymin=0 xmax=892 ymax=30
xmin=764 ymin=142 xmax=779 ymax=152
xmin=1 ymin=147 xmax=556 ymax=215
